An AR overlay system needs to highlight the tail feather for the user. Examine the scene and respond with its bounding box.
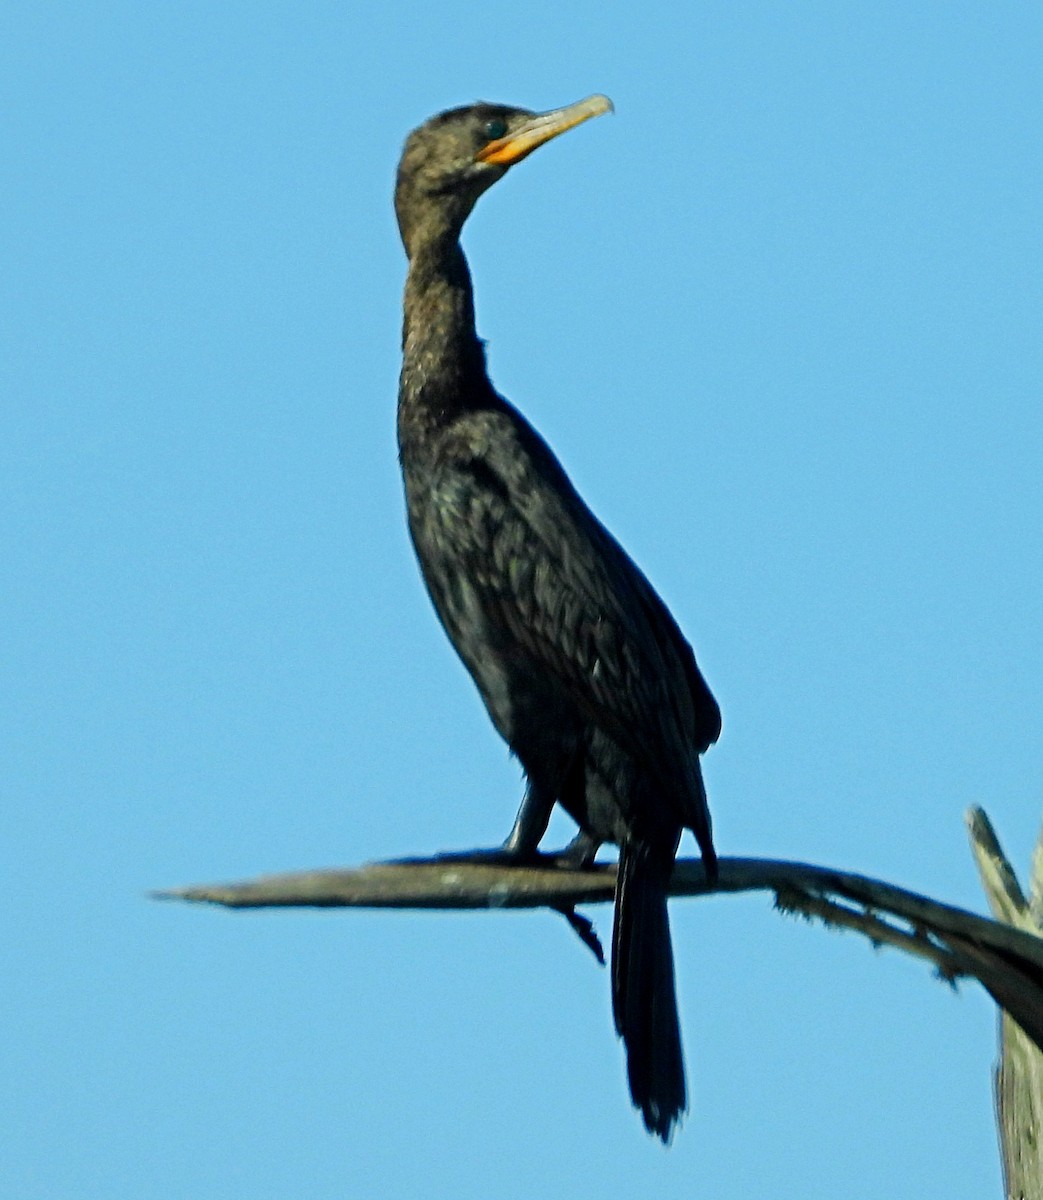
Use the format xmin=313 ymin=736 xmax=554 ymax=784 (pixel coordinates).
xmin=612 ymin=839 xmax=686 ymax=1143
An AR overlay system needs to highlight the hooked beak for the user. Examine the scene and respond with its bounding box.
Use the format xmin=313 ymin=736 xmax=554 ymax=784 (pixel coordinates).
xmin=475 ymin=94 xmax=613 ymax=167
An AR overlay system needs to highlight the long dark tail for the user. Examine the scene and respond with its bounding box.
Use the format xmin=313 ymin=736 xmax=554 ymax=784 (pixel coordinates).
xmin=611 ymin=839 xmax=686 ymax=1143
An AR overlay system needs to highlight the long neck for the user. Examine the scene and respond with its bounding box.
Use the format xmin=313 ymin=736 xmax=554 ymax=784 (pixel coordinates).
xmin=398 ymin=240 xmax=495 ymax=447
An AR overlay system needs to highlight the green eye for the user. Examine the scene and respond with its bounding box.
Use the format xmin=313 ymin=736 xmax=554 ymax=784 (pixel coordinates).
xmin=483 ymin=118 xmax=508 ymax=140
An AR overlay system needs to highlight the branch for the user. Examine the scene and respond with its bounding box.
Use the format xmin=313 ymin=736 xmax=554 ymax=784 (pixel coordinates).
xmin=968 ymin=807 xmax=1043 ymax=1200
xmin=156 ymin=845 xmax=1043 ymax=1057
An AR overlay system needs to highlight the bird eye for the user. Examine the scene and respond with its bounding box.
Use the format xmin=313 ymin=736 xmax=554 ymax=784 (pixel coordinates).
xmin=483 ymin=118 xmax=508 ymax=141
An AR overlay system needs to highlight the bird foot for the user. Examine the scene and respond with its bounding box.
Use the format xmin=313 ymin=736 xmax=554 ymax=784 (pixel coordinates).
xmin=419 ymin=845 xmax=545 ymax=867
xmin=392 ymin=837 xmax=595 ymax=870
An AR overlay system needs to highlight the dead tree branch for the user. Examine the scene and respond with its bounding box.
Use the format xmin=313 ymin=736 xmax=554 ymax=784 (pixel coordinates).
xmin=156 ymin=836 xmax=1043 ymax=1061
xmin=968 ymin=806 xmax=1043 ymax=1200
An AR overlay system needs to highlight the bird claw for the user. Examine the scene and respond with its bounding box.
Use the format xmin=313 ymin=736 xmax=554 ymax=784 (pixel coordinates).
xmin=389 ymin=847 xmax=532 ymax=867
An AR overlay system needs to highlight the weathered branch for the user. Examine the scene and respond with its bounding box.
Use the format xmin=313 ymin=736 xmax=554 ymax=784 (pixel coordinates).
xmin=968 ymin=807 xmax=1043 ymax=1200
xmin=156 ymin=842 xmax=1043 ymax=1061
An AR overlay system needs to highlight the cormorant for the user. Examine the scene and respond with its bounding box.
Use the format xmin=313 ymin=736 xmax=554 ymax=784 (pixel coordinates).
xmin=394 ymin=95 xmax=721 ymax=1142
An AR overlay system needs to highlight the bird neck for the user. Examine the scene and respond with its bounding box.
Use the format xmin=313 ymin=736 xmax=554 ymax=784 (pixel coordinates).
xmin=398 ymin=241 xmax=495 ymax=444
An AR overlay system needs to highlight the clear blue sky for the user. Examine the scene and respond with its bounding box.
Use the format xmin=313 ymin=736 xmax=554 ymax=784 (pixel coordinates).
xmin=4 ymin=3 xmax=1042 ymax=1196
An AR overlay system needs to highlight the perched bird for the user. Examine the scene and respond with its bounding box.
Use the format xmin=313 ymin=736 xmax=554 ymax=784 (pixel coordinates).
xmin=394 ymin=95 xmax=721 ymax=1142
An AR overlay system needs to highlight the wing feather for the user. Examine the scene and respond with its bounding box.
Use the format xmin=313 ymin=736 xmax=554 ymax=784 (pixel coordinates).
xmin=411 ymin=408 xmax=720 ymax=786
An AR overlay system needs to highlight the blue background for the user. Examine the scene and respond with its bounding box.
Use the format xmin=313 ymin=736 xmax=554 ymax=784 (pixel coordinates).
xmin=4 ymin=3 xmax=1042 ymax=1196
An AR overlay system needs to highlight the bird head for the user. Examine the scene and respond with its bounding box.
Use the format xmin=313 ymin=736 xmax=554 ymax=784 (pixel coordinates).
xmin=394 ymin=94 xmax=612 ymax=256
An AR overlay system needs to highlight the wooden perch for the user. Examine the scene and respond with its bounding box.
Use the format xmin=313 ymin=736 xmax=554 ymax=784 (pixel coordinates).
xmin=156 ymin=836 xmax=1043 ymax=1059
xmin=968 ymin=806 xmax=1043 ymax=1200
xmin=159 ymin=806 xmax=1043 ymax=1190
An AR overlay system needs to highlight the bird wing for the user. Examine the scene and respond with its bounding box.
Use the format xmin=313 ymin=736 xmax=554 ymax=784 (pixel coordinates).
xmin=417 ymin=407 xmax=720 ymax=779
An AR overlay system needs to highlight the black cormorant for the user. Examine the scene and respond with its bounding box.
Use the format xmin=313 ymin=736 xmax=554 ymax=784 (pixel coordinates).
xmin=394 ymin=94 xmax=721 ymax=1142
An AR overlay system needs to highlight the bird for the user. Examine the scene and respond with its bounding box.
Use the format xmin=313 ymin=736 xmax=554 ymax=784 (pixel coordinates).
xmin=394 ymin=94 xmax=721 ymax=1142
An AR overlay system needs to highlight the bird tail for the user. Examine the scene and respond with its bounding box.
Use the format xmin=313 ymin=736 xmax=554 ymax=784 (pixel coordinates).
xmin=612 ymin=838 xmax=687 ymax=1143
